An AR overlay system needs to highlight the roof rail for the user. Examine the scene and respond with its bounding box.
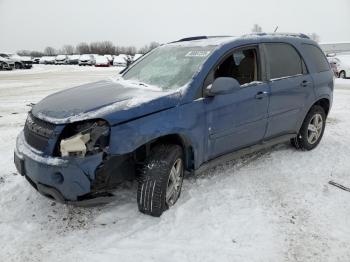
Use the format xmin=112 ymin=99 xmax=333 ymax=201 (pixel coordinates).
xmin=243 ymin=32 xmax=310 ymax=39
xmin=177 ymin=36 xmax=208 ymax=42
xmin=174 ymin=35 xmax=232 ymax=43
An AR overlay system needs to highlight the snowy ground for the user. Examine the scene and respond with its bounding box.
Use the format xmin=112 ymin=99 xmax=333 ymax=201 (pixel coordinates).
xmin=1 ymin=65 xmax=350 ymax=262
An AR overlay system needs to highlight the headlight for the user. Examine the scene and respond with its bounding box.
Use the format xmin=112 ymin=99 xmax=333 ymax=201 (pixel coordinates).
xmin=59 ymin=120 xmax=110 ymax=157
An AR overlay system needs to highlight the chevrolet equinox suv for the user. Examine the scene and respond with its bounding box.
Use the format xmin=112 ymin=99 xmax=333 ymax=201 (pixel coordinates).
xmin=14 ymin=33 xmax=333 ymax=216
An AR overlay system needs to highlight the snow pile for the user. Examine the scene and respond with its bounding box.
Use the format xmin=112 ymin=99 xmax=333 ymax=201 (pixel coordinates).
xmin=0 ymin=66 xmax=350 ymax=261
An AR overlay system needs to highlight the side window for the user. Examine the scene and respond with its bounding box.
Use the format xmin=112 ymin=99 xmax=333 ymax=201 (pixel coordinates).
xmin=264 ymin=43 xmax=306 ymax=79
xmin=302 ymin=44 xmax=330 ymax=73
xmin=213 ymin=48 xmax=260 ymax=85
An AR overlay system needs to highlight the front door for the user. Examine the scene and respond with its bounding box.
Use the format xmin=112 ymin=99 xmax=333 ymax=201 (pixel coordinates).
xmin=203 ymin=46 xmax=270 ymax=160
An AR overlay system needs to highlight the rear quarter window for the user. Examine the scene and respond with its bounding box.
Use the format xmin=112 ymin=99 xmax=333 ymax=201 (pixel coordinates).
xmin=302 ymin=44 xmax=330 ymax=73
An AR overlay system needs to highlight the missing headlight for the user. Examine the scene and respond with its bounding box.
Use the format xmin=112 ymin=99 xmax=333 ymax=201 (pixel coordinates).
xmin=58 ymin=120 xmax=110 ymax=157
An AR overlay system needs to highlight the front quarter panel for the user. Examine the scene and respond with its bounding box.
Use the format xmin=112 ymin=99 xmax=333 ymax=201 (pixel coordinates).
xmin=108 ymin=101 xmax=207 ymax=169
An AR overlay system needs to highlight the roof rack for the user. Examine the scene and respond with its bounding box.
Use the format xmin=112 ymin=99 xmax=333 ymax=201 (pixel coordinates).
xmin=174 ymin=35 xmax=232 ymax=43
xmin=243 ymin=32 xmax=310 ymax=39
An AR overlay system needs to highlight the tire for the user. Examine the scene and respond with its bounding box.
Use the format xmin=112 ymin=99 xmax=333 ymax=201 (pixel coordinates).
xmin=15 ymin=62 xmax=23 ymax=69
xmin=137 ymin=144 xmax=184 ymax=217
xmin=291 ymin=105 xmax=326 ymax=151
xmin=339 ymin=71 xmax=346 ymax=79
xmin=0 ymin=62 xmax=3 ymax=70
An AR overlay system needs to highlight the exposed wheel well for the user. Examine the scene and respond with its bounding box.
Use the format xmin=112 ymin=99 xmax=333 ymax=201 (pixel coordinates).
xmin=314 ymin=98 xmax=330 ymax=116
xmin=134 ymin=134 xmax=194 ymax=171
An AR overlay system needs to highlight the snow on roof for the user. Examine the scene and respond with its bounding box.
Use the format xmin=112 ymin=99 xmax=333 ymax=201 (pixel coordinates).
xmin=96 ymin=56 xmax=109 ymax=63
xmin=113 ymin=56 xmax=126 ymax=63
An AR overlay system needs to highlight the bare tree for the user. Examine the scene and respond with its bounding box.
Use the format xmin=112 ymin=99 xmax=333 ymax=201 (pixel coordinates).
xmin=138 ymin=41 xmax=160 ymax=54
xmin=126 ymin=46 xmax=137 ymax=56
xmin=252 ymin=24 xmax=263 ymax=33
xmin=89 ymin=42 xmax=100 ymax=54
xmin=100 ymin=41 xmax=116 ymax=54
xmin=62 ymin=45 xmax=75 ymax=55
xmin=76 ymin=42 xmax=90 ymax=54
xmin=44 ymin=46 xmax=56 ymax=56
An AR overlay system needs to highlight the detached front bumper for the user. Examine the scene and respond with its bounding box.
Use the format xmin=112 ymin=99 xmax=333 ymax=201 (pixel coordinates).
xmin=14 ymin=131 xmax=109 ymax=204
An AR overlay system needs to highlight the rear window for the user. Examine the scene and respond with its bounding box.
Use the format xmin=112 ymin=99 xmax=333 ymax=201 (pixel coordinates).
xmin=302 ymin=44 xmax=330 ymax=73
xmin=264 ymin=43 xmax=306 ymax=79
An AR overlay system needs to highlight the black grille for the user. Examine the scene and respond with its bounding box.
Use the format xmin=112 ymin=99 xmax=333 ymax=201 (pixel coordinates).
xmin=24 ymin=113 xmax=56 ymax=151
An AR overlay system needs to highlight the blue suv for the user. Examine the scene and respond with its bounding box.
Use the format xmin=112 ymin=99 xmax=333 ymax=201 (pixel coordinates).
xmin=14 ymin=33 xmax=333 ymax=216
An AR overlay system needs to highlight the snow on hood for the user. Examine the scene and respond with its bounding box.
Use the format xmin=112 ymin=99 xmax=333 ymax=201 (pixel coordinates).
xmin=31 ymin=79 xmax=181 ymax=125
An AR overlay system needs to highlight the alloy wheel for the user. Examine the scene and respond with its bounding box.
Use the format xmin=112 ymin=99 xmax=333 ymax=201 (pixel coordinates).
xmin=307 ymin=113 xmax=323 ymax=144
xmin=166 ymin=158 xmax=183 ymax=206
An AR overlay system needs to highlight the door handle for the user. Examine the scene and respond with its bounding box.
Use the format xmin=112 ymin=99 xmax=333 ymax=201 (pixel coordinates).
xmin=300 ymin=80 xmax=311 ymax=87
xmin=255 ymin=91 xmax=269 ymax=99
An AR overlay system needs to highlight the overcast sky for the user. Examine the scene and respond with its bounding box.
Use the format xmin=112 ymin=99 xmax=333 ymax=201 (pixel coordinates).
xmin=1 ymin=0 xmax=349 ymax=53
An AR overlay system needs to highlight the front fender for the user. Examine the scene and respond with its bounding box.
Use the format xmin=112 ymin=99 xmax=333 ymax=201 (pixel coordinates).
xmin=108 ymin=102 xmax=207 ymax=169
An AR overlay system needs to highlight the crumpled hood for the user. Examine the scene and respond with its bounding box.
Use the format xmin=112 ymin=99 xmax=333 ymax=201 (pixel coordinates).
xmin=31 ymin=79 xmax=181 ymax=125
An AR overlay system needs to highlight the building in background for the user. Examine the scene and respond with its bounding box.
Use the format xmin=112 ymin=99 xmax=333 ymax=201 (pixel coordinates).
xmin=319 ymin=42 xmax=350 ymax=55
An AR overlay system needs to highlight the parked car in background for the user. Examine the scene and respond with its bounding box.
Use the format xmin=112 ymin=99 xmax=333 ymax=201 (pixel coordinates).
xmin=330 ymin=62 xmax=339 ymax=77
xmin=0 ymin=54 xmax=15 ymax=69
xmin=8 ymin=54 xmax=33 ymax=69
xmin=104 ymin=55 xmax=113 ymax=65
xmin=0 ymin=56 xmax=14 ymax=70
xmin=14 ymin=34 xmax=333 ymax=217
xmin=55 ymin=55 xmax=68 ymax=65
xmin=133 ymin=53 xmax=143 ymax=62
xmin=39 ymin=56 xmax=56 ymax=64
xmin=112 ymin=55 xmax=127 ymax=67
xmin=67 ymin=55 xmax=80 ymax=65
xmin=32 ymin=57 xmax=40 ymax=64
xmin=78 ymin=54 xmax=95 ymax=66
xmin=95 ymin=56 xmax=110 ymax=67
xmin=328 ymin=55 xmax=350 ymax=79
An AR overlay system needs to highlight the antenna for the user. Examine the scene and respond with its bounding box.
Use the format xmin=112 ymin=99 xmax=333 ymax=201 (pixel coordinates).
xmin=274 ymin=26 xmax=279 ymax=33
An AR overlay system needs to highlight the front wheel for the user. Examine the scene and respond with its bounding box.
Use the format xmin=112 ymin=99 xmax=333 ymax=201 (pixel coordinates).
xmin=291 ymin=105 xmax=326 ymax=151
xmin=137 ymin=144 xmax=184 ymax=217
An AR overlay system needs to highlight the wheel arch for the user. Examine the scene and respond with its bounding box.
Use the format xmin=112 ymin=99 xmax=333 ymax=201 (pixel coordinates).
xmin=313 ymin=97 xmax=330 ymax=116
xmin=296 ymin=97 xmax=330 ymax=133
xmin=134 ymin=134 xmax=195 ymax=172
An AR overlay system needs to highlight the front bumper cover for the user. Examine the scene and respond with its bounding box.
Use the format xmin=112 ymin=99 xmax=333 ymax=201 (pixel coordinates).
xmin=14 ymin=131 xmax=123 ymax=205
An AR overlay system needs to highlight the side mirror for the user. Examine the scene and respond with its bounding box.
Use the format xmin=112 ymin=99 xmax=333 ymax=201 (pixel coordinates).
xmin=205 ymin=77 xmax=241 ymax=97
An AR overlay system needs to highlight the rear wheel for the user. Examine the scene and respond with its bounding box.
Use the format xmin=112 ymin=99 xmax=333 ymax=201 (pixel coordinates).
xmin=137 ymin=144 xmax=184 ymax=217
xmin=291 ymin=105 xmax=326 ymax=151
xmin=339 ymin=71 xmax=346 ymax=79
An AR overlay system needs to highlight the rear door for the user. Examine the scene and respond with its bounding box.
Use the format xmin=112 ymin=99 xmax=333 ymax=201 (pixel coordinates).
xmin=262 ymin=43 xmax=314 ymax=138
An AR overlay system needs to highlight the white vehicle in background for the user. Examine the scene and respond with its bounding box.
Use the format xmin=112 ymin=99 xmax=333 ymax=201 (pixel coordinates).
xmin=95 ymin=56 xmax=110 ymax=67
xmin=39 ymin=56 xmax=56 ymax=64
xmin=55 ymin=55 xmax=68 ymax=65
xmin=113 ymin=55 xmax=127 ymax=67
xmin=0 ymin=53 xmax=15 ymax=69
xmin=78 ymin=54 xmax=95 ymax=66
xmin=103 ymin=54 xmax=113 ymax=65
xmin=67 ymin=55 xmax=80 ymax=65
xmin=133 ymin=53 xmax=143 ymax=62
xmin=0 ymin=56 xmax=14 ymax=70
xmin=329 ymin=55 xmax=350 ymax=79
xmin=6 ymin=54 xmax=33 ymax=69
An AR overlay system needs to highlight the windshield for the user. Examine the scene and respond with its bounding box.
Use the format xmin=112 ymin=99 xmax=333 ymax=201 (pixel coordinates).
xmin=122 ymin=45 xmax=216 ymax=90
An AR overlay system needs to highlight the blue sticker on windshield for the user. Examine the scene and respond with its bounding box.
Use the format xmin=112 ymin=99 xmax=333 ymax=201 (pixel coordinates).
xmin=185 ymin=51 xmax=211 ymax=57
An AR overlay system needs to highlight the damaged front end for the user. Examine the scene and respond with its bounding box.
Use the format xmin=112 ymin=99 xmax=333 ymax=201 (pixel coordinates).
xmin=14 ymin=113 xmax=135 ymax=206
